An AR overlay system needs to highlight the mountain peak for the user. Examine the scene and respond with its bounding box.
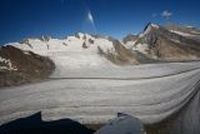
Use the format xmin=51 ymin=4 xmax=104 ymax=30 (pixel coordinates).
xmin=74 ymin=32 xmax=95 ymax=40
xmin=139 ymin=23 xmax=159 ymax=38
xmin=150 ymin=23 xmax=159 ymax=29
xmin=145 ymin=22 xmax=159 ymax=29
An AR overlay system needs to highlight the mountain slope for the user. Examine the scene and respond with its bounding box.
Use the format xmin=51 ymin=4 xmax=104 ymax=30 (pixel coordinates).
xmin=123 ymin=23 xmax=200 ymax=61
xmin=165 ymin=24 xmax=200 ymax=39
xmin=0 ymin=46 xmax=55 ymax=87
xmin=7 ymin=33 xmax=139 ymax=70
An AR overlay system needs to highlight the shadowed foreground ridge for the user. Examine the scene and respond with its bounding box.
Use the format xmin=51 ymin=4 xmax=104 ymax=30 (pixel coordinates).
xmin=0 ymin=112 xmax=94 ymax=134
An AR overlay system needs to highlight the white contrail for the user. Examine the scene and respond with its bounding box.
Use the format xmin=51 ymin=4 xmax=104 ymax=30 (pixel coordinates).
xmin=87 ymin=10 xmax=97 ymax=33
xmin=88 ymin=11 xmax=94 ymax=24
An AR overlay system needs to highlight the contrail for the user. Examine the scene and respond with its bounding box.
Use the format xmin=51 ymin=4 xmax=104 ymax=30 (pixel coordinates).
xmin=82 ymin=0 xmax=97 ymax=34
xmin=81 ymin=1 xmax=97 ymax=34
xmin=87 ymin=9 xmax=97 ymax=34
xmin=87 ymin=10 xmax=94 ymax=24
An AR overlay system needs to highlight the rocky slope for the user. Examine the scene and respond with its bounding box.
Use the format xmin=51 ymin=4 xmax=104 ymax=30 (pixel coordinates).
xmin=123 ymin=23 xmax=200 ymax=62
xmin=165 ymin=24 xmax=200 ymax=39
xmin=0 ymin=46 xmax=55 ymax=87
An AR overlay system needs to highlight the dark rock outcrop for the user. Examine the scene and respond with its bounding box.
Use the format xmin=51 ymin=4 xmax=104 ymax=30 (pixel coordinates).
xmin=135 ymin=23 xmax=200 ymax=61
xmin=0 ymin=46 xmax=55 ymax=87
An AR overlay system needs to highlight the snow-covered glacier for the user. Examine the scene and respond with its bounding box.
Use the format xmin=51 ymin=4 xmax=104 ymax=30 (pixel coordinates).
xmin=1 ymin=33 xmax=200 ymax=131
xmin=0 ymin=61 xmax=200 ymax=125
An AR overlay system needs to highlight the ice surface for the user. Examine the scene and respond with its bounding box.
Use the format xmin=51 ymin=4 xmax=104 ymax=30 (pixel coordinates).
xmin=2 ymin=36 xmax=200 ymax=126
xmin=0 ymin=62 xmax=200 ymax=125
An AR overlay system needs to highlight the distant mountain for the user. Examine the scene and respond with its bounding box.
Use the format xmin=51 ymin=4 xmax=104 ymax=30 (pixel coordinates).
xmin=1 ymin=23 xmax=200 ymax=86
xmin=7 ymin=33 xmax=139 ymax=66
xmin=123 ymin=23 xmax=200 ymax=61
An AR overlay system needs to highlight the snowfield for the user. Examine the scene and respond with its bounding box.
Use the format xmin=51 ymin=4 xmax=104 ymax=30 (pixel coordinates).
xmin=0 ymin=61 xmax=200 ymax=125
xmin=7 ymin=34 xmax=117 ymax=71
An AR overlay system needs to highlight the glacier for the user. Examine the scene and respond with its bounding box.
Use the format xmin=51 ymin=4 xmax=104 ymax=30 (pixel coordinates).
xmin=0 ymin=61 xmax=200 ymax=125
xmin=1 ymin=32 xmax=200 ymax=132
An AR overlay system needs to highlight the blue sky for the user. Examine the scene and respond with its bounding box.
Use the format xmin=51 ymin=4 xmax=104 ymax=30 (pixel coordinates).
xmin=0 ymin=0 xmax=200 ymax=44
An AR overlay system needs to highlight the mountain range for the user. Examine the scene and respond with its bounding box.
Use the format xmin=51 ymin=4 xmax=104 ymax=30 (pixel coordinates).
xmin=1 ymin=23 xmax=200 ymax=87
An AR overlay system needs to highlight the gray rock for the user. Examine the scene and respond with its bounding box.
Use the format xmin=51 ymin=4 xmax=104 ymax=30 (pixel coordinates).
xmin=95 ymin=114 xmax=145 ymax=134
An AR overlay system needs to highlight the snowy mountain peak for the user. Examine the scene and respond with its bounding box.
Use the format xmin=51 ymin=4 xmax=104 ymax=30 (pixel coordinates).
xmin=150 ymin=23 xmax=159 ymax=29
xmin=2 ymin=23 xmax=200 ymax=72
xmin=139 ymin=23 xmax=159 ymax=38
xmin=40 ymin=35 xmax=52 ymax=42
xmin=74 ymin=32 xmax=95 ymax=40
xmin=4 ymin=32 xmax=139 ymax=71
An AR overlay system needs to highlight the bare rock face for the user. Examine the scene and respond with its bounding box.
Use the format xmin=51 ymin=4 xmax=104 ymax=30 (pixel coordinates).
xmin=0 ymin=46 xmax=55 ymax=87
xmin=133 ymin=23 xmax=200 ymax=61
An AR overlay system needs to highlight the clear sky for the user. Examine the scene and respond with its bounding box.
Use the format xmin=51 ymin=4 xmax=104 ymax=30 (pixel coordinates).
xmin=0 ymin=0 xmax=200 ymax=44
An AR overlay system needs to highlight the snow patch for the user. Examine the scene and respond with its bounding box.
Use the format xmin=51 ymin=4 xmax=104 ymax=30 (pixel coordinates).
xmin=170 ymin=38 xmax=181 ymax=44
xmin=186 ymin=25 xmax=194 ymax=28
xmin=151 ymin=24 xmax=159 ymax=29
xmin=132 ymin=43 xmax=149 ymax=54
xmin=0 ymin=57 xmax=17 ymax=71
xmin=170 ymin=30 xmax=195 ymax=37
xmin=23 ymin=51 xmax=30 ymax=55
xmin=124 ymin=41 xmax=137 ymax=49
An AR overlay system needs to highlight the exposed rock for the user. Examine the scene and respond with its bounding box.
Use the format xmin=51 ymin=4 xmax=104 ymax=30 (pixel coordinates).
xmin=0 ymin=46 xmax=55 ymax=87
xmin=82 ymin=42 xmax=88 ymax=49
xmin=134 ymin=23 xmax=200 ymax=61
xmin=88 ymin=38 xmax=94 ymax=44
